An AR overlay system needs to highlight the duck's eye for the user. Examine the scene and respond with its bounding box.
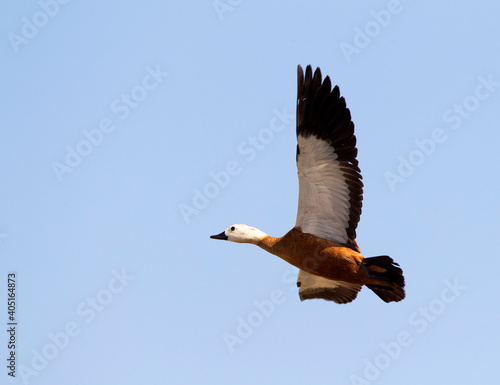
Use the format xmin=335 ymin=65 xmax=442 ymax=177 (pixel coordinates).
xmin=231 ymin=226 xmax=235 ymax=231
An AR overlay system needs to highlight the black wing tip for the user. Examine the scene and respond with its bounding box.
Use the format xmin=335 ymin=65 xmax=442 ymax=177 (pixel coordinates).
xmin=297 ymin=65 xmax=326 ymax=86
xmin=296 ymin=66 xmax=357 ymax=156
xmin=297 ymin=65 xmax=304 ymax=85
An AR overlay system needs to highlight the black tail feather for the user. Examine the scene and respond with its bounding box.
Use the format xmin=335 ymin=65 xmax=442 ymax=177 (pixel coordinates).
xmin=361 ymin=256 xmax=405 ymax=303
xmin=366 ymin=284 xmax=405 ymax=303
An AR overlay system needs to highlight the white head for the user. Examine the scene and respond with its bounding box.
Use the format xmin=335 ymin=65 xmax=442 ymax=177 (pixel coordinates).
xmin=210 ymin=224 xmax=268 ymax=244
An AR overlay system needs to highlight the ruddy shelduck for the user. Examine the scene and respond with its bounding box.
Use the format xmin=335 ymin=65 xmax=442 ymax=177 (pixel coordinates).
xmin=211 ymin=65 xmax=405 ymax=304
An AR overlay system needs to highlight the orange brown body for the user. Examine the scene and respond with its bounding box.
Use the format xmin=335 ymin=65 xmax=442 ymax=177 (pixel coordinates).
xmin=258 ymin=227 xmax=393 ymax=288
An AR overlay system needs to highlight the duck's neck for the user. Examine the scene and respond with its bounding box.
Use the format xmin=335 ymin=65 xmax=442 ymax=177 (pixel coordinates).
xmin=257 ymin=235 xmax=299 ymax=267
xmin=256 ymin=235 xmax=280 ymax=253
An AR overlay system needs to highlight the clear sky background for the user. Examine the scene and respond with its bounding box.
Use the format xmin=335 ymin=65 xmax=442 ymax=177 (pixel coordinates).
xmin=1 ymin=1 xmax=500 ymax=384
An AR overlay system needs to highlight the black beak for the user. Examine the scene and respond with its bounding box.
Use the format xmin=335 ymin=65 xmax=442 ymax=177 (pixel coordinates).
xmin=210 ymin=231 xmax=228 ymax=240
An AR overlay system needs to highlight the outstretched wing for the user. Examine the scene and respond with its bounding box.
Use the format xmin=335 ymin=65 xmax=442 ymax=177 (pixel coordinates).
xmin=294 ymin=65 xmax=364 ymax=303
xmin=297 ymin=270 xmax=361 ymax=304
xmin=295 ymin=65 xmax=363 ymax=245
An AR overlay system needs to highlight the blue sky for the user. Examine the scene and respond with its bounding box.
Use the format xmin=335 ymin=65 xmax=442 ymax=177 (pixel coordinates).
xmin=1 ymin=1 xmax=500 ymax=384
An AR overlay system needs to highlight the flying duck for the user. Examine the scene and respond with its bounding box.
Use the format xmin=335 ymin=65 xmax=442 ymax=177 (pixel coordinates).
xmin=211 ymin=65 xmax=405 ymax=304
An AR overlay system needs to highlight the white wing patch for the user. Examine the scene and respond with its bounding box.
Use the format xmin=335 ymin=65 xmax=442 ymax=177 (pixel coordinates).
xmin=295 ymin=135 xmax=350 ymax=244
xmin=297 ymin=270 xmax=361 ymax=304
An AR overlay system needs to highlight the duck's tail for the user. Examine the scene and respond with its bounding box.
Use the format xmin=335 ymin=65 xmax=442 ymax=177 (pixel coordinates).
xmin=361 ymin=256 xmax=405 ymax=303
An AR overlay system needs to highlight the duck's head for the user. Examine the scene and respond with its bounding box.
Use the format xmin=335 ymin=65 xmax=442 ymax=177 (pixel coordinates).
xmin=210 ymin=224 xmax=267 ymax=244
